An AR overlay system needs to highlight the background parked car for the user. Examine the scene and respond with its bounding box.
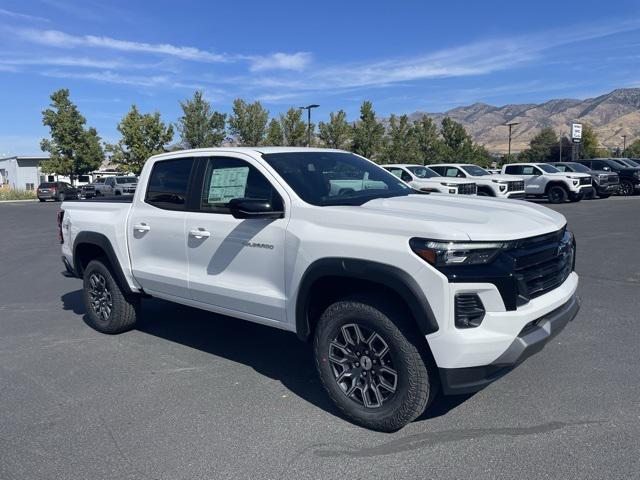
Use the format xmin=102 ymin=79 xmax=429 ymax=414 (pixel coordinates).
xmin=381 ymin=164 xmax=477 ymax=195
xmin=576 ymin=158 xmax=640 ymax=196
xmin=94 ymin=176 xmax=138 ymax=196
xmin=547 ymin=161 xmax=619 ymax=199
xmin=36 ymin=182 xmax=78 ymax=202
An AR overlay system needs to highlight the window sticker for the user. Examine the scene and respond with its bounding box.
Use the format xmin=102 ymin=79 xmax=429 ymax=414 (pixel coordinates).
xmin=208 ymin=166 xmax=249 ymax=203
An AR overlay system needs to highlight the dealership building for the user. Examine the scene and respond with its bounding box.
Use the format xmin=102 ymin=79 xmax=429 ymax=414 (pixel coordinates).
xmin=0 ymin=156 xmax=48 ymax=190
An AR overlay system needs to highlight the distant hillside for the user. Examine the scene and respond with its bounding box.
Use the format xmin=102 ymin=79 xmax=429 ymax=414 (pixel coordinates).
xmin=405 ymin=88 xmax=640 ymax=154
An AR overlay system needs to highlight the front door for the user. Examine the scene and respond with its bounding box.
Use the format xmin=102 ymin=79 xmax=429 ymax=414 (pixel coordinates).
xmin=128 ymin=157 xmax=195 ymax=299
xmin=186 ymin=155 xmax=288 ymax=323
xmin=519 ymin=165 xmax=546 ymax=194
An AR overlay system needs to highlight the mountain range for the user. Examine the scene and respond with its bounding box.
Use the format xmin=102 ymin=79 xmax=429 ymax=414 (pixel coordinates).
xmin=406 ymin=88 xmax=640 ymax=154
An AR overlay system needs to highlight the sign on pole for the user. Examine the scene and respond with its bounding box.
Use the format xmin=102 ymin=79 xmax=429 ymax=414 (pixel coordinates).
xmin=571 ymin=123 xmax=582 ymax=142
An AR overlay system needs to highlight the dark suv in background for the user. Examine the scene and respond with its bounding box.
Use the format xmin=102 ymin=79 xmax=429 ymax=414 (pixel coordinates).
xmin=576 ymin=158 xmax=640 ymax=196
xmin=548 ymin=161 xmax=619 ymax=198
xmin=36 ymin=182 xmax=79 ymax=202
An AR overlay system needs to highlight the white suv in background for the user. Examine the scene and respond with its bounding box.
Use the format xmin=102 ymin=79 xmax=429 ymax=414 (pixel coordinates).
xmin=381 ymin=164 xmax=477 ymax=195
xmin=502 ymin=163 xmax=593 ymax=203
xmin=430 ymin=164 xmax=526 ymax=199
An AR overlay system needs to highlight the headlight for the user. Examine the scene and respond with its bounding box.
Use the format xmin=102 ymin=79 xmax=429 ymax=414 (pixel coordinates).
xmin=635 ymin=171 xmax=640 ymax=179
xmin=409 ymin=238 xmax=514 ymax=267
xmin=491 ymin=179 xmax=507 ymax=183
xmin=440 ymin=182 xmax=459 ymax=187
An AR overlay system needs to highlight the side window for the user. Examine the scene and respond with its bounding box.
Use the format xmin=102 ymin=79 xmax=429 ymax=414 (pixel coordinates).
xmin=555 ymin=165 xmax=567 ymax=172
xmin=521 ymin=166 xmax=536 ymax=175
xmin=384 ymin=167 xmax=404 ymax=179
xmin=504 ymin=165 xmax=520 ymax=175
xmin=400 ymin=170 xmax=412 ymax=182
xmin=146 ymin=158 xmax=194 ymax=211
xmin=429 ymin=166 xmax=444 ymax=175
xmin=200 ymin=157 xmax=283 ymax=214
xmin=445 ymin=167 xmax=462 ymax=178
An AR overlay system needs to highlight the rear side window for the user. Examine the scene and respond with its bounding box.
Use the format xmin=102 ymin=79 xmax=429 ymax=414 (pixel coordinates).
xmin=504 ymin=165 xmax=521 ymax=174
xmin=554 ymin=165 xmax=567 ymax=172
xmin=146 ymin=158 xmax=194 ymax=210
xmin=200 ymin=157 xmax=282 ymax=214
xmin=444 ymin=167 xmax=463 ymax=178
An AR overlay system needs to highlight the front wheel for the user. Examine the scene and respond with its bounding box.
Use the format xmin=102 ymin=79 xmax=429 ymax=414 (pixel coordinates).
xmin=314 ymin=294 xmax=432 ymax=432
xmin=619 ymin=180 xmax=634 ymax=196
xmin=83 ymin=259 xmax=139 ymax=334
xmin=547 ymin=185 xmax=568 ymax=204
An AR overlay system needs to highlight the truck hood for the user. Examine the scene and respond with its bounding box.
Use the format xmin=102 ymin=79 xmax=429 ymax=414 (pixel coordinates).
xmin=548 ymin=172 xmax=590 ymax=180
xmin=475 ymin=174 xmax=521 ymax=182
xmin=413 ymin=177 xmax=473 ymax=185
xmin=346 ymin=194 xmax=567 ymax=241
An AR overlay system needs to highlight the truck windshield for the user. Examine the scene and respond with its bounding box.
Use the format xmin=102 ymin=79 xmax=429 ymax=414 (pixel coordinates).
xmin=566 ymin=163 xmax=591 ymax=173
xmin=406 ymin=166 xmax=439 ymax=178
xmin=538 ymin=164 xmax=559 ymax=173
xmin=461 ymin=165 xmax=491 ymax=176
xmin=262 ymin=152 xmax=411 ymax=206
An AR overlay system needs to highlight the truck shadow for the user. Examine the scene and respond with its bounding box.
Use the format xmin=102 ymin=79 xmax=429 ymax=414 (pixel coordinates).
xmin=61 ymin=289 xmax=472 ymax=427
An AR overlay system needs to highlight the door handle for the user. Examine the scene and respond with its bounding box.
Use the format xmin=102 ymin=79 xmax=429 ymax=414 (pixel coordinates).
xmin=189 ymin=228 xmax=211 ymax=239
xmin=134 ymin=223 xmax=151 ymax=232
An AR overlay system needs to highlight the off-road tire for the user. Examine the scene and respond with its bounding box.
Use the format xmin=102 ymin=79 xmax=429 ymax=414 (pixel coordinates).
xmin=547 ymin=185 xmax=568 ymax=204
xmin=619 ymin=180 xmax=634 ymax=196
xmin=83 ymin=259 xmax=139 ymax=334
xmin=314 ymin=294 xmax=432 ymax=432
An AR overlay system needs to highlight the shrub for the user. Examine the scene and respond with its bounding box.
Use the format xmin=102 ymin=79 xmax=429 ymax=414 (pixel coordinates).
xmin=0 ymin=189 xmax=37 ymax=201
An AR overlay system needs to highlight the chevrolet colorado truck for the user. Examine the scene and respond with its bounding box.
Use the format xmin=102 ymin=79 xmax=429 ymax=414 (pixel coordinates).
xmin=502 ymin=163 xmax=593 ymax=203
xmin=429 ymin=163 xmax=525 ymax=198
xmin=381 ymin=164 xmax=477 ymax=195
xmin=59 ymin=147 xmax=580 ymax=432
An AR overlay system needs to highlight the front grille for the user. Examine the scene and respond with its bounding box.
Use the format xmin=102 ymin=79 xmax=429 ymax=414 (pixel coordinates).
xmin=508 ymin=180 xmax=525 ymax=192
xmin=458 ymin=183 xmax=477 ymax=195
xmin=579 ymin=177 xmax=591 ymax=186
xmin=512 ymin=229 xmax=574 ymax=301
xmin=608 ymin=175 xmax=619 ymax=185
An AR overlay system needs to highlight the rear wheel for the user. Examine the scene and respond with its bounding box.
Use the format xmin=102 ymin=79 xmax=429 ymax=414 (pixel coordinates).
xmin=58 ymin=192 xmax=65 ymax=202
xmin=619 ymin=180 xmax=634 ymax=196
xmin=314 ymin=294 xmax=432 ymax=432
xmin=83 ymin=259 xmax=139 ymax=334
xmin=38 ymin=198 xmax=45 ymax=202
xmin=547 ymin=185 xmax=568 ymax=204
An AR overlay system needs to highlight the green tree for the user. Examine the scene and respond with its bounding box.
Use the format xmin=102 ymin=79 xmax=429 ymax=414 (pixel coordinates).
xmin=318 ymin=110 xmax=351 ymax=149
xmin=107 ymin=105 xmax=174 ymax=175
xmin=40 ymin=89 xmax=104 ymax=183
xmin=411 ymin=115 xmax=440 ymax=164
xmin=380 ymin=114 xmax=419 ymax=164
xmin=624 ymin=139 xmax=640 ymax=158
xmin=265 ymin=118 xmax=284 ymax=146
xmin=178 ymin=90 xmax=226 ymax=148
xmin=280 ymin=108 xmax=308 ymax=146
xmin=228 ymin=98 xmax=269 ymax=146
xmin=519 ymin=127 xmax=558 ymax=162
xmin=440 ymin=117 xmax=471 ymax=154
xmin=579 ymin=124 xmax=609 ymax=159
xmin=352 ymin=101 xmax=385 ymax=159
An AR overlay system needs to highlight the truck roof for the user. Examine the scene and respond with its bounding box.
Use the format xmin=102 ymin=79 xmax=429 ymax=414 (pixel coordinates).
xmin=150 ymin=147 xmax=349 ymax=161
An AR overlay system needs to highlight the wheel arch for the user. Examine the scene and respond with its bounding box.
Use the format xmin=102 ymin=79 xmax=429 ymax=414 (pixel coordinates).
xmin=295 ymin=258 xmax=439 ymax=342
xmin=477 ymin=185 xmax=495 ymax=196
xmin=545 ymin=180 xmax=569 ymax=194
xmin=73 ymin=232 xmax=135 ymax=294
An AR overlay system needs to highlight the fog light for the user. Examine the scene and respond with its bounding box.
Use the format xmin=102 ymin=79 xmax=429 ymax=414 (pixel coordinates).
xmin=449 ymin=189 xmax=456 ymax=193
xmin=455 ymin=293 xmax=485 ymax=328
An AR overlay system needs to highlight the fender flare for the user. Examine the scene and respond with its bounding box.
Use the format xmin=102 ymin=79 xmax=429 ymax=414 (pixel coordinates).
xmin=295 ymin=258 xmax=439 ymax=341
xmin=544 ymin=180 xmax=569 ymax=194
xmin=73 ymin=231 xmax=135 ymax=294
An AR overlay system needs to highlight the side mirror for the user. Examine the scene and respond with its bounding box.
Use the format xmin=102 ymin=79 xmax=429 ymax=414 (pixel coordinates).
xmin=228 ymin=198 xmax=283 ymax=220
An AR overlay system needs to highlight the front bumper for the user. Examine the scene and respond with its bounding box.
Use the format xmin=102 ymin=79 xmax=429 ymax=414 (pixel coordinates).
xmin=596 ymin=184 xmax=619 ymax=194
xmin=439 ymin=293 xmax=579 ymax=394
xmin=505 ymin=191 xmax=526 ymax=199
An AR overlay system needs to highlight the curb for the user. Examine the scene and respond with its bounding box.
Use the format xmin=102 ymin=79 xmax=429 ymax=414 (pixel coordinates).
xmin=0 ymin=199 xmax=38 ymax=203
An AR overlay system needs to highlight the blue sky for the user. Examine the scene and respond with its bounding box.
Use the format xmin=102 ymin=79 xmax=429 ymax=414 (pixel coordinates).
xmin=1 ymin=0 xmax=640 ymax=155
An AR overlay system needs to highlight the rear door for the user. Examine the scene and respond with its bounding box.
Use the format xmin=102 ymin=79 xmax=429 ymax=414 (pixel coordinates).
xmin=127 ymin=157 xmax=195 ymax=299
xmin=185 ymin=155 xmax=289 ymax=323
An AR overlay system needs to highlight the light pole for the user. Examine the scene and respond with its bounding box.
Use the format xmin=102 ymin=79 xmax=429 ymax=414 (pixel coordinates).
xmin=622 ymin=135 xmax=627 ymax=156
xmin=299 ymin=104 xmax=320 ymax=147
xmin=505 ymin=121 xmax=520 ymax=161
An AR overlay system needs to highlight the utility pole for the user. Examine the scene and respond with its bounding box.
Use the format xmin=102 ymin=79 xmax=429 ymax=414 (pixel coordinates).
xmin=622 ymin=135 xmax=627 ymax=156
xmin=505 ymin=121 xmax=520 ymax=161
xmin=559 ymin=132 xmax=563 ymax=161
xmin=299 ymin=104 xmax=320 ymax=147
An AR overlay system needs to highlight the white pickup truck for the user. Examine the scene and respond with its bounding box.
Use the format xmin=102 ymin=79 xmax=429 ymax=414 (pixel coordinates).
xmin=381 ymin=164 xmax=477 ymax=195
xmin=429 ymin=163 xmax=526 ymax=198
xmin=59 ymin=147 xmax=580 ymax=431
xmin=502 ymin=163 xmax=593 ymax=203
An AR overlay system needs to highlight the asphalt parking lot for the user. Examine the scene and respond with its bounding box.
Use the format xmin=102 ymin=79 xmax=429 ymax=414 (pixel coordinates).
xmin=1 ymin=198 xmax=639 ymax=480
